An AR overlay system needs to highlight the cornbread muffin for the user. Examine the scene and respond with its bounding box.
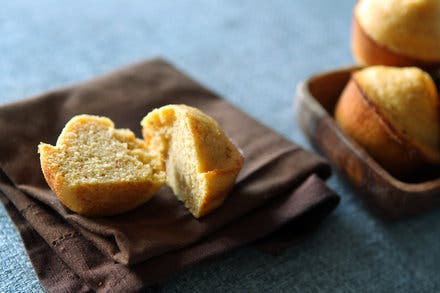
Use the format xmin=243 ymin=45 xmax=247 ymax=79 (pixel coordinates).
xmin=141 ymin=105 xmax=244 ymax=218
xmin=38 ymin=115 xmax=165 ymax=216
xmin=352 ymin=0 xmax=440 ymax=68
xmin=335 ymin=66 xmax=440 ymax=176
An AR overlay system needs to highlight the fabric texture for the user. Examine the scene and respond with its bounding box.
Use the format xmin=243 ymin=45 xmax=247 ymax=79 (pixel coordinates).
xmin=0 ymin=58 xmax=339 ymax=291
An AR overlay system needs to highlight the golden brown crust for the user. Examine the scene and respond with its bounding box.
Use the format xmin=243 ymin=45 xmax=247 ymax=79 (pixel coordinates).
xmin=39 ymin=143 xmax=61 ymax=196
xmin=57 ymin=181 xmax=160 ymax=216
xmin=335 ymin=77 xmax=440 ymax=177
xmin=352 ymin=14 xmax=440 ymax=69
xmin=196 ymin=165 xmax=242 ymax=218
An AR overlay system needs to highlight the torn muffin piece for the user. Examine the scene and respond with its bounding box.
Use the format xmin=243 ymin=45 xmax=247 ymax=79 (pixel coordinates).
xmin=38 ymin=115 xmax=165 ymax=216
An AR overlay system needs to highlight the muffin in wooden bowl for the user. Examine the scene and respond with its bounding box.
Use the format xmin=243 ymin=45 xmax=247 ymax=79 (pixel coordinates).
xmin=352 ymin=0 xmax=440 ymax=69
xmin=335 ymin=66 xmax=440 ymax=177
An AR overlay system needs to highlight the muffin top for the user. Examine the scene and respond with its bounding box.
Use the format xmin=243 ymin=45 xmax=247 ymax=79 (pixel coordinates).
xmin=356 ymin=0 xmax=440 ymax=61
xmin=353 ymin=66 xmax=440 ymax=155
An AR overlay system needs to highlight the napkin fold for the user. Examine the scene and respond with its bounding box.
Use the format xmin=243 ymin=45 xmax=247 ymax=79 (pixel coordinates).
xmin=0 ymin=58 xmax=339 ymax=292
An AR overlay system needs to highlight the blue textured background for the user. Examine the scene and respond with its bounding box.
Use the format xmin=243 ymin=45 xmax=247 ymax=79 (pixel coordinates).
xmin=1 ymin=1 xmax=440 ymax=292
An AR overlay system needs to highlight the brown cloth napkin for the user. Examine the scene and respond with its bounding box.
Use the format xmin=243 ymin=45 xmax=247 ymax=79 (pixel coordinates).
xmin=0 ymin=58 xmax=339 ymax=292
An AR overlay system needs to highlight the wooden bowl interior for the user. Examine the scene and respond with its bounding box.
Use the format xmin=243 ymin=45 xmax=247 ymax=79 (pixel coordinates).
xmin=307 ymin=67 xmax=356 ymax=114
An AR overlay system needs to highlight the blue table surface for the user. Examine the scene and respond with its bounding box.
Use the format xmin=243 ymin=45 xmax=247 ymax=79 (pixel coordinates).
xmin=1 ymin=1 xmax=440 ymax=292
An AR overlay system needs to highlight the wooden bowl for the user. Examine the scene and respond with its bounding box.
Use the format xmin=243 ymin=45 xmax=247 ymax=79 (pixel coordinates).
xmin=295 ymin=66 xmax=440 ymax=218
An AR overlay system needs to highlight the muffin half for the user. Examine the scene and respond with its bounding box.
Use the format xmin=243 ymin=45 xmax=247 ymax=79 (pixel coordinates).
xmin=141 ymin=105 xmax=244 ymax=218
xmin=38 ymin=115 xmax=165 ymax=216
